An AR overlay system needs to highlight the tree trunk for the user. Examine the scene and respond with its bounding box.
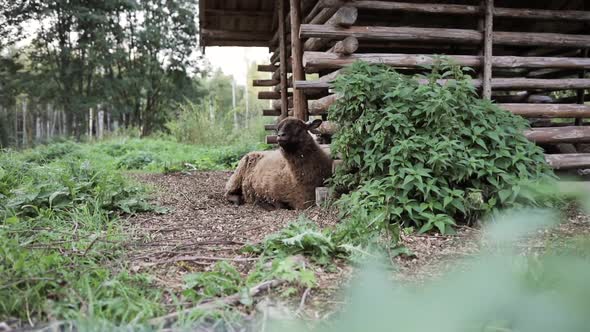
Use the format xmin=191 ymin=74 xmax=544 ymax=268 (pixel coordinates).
xmin=98 ymin=108 xmax=105 ymax=140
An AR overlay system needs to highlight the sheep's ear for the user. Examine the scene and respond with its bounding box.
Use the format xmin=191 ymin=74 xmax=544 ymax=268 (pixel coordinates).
xmin=306 ymin=119 xmax=322 ymax=131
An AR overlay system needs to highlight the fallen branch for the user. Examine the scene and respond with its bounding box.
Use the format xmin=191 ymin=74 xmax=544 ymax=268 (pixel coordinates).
xmin=140 ymin=255 xmax=260 ymax=267
xmin=149 ymin=279 xmax=285 ymax=328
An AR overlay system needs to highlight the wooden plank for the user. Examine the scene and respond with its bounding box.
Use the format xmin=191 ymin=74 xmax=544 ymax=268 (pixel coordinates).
xmin=319 ymin=0 xmax=590 ymax=21
xmin=291 ymin=0 xmax=309 ymax=120
xmin=499 ymin=104 xmax=590 ymax=118
xmin=300 ymin=25 xmax=590 ymax=48
xmin=546 ymin=154 xmax=590 ymax=170
xmin=524 ymin=126 xmax=590 ymax=144
xmin=482 ymin=0 xmax=493 ymax=100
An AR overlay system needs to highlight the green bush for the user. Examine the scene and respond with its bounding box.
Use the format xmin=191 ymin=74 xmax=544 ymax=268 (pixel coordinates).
xmin=117 ymin=151 xmax=161 ymax=170
xmin=329 ymin=61 xmax=555 ymax=235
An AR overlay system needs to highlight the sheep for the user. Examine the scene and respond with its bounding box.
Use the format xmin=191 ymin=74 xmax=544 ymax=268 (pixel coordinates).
xmin=225 ymin=117 xmax=333 ymax=209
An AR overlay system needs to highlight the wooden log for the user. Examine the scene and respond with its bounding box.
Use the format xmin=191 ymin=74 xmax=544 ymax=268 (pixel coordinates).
xmin=259 ymin=91 xmax=289 ymax=100
xmin=524 ymin=126 xmax=590 ymax=144
xmin=546 ymin=154 xmax=590 ymax=170
xmin=295 ymin=78 xmax=590 ymax=90
xmin=328 ymin=36 xmax=359 ymax=55
xmin=273 ymin=98 xmax=294 ymax=110
xmin=266 ymin=135 xmax=278 ymax=144
xmin=265 ymin=124 xmax=278 ymax=131
xmin=481 ymin=0 xmax=493 ymax=100
xmin=303 ymin=52 xmax=590 ymax=72
xmin=290 ymin=0 xmax=308 ymax=121
xmin=258 ymin=64 xmax=278 ymax=72
xmin=263 ymin=109 xmax=282 ymax=116
xmin=279 ymin=0 xmax=289 ymax=119
xmin=299 ymin=25 xmax=590 ymax=48
xmin=304 ymin=7 xmax=358 ymax=52
xmin=253 ymin=79 xmax=280 ymax=87
xmin=500 ymin=104 xmax=590 ymax=118
xmin=319 ymin=0 xmax=590 ymax=21
xmin=310 ymin=121 xmax=339 ymax=136
xmin=310 ymin=94 xmax=340 ymax=115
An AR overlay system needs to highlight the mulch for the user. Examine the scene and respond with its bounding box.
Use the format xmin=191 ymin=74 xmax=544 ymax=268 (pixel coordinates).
xmin=124 ymin=171 xmax=590 ymax=318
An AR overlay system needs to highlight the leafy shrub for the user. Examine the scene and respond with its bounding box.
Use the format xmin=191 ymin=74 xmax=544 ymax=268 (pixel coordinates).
xmin=329 ymin=61 xmax=555 ymax=235
xmin=117 ymin=151 xmax=161 ymax=170
xmin=22 ymin=141 xmax=82 ymax=163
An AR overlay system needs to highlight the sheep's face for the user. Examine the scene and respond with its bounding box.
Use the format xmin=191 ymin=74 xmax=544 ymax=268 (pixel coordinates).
xmin=276 ymin=117 xmax=322 ymax=152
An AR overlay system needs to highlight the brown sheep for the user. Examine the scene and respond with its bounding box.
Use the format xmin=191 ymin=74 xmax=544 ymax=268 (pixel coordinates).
xmin=225 ymin=117 xmax=332 ymax=209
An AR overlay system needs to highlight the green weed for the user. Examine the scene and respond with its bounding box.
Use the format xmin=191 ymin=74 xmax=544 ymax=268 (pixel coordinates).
xmin=329 ymin=61 xmax=556 ymax=237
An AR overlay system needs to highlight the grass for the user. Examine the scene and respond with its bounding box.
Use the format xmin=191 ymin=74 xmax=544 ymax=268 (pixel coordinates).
xmin=0 ymin=136 xmax=271 ymax=327
xmin=2 ymin=137 xmax=590 ymax=331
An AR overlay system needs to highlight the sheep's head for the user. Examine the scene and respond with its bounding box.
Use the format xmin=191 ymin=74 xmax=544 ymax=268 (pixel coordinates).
xmin=276 ymin=117 xmax=322 ymax=152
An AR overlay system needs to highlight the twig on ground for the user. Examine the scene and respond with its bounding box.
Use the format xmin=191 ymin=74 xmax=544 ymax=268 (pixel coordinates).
xmin=149 ymin=279 xmax=285 ymax=328
xmin=81 ymin=235 xmax=101 ymax=257
xmin=296 ymin=287 xmax=312 ymax=316
xmin=140 ymin=255 xmax=259 ymax=267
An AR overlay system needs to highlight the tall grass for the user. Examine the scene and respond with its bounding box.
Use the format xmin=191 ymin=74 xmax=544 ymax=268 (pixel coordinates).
xmin=165 ymin=100 xmax=268 ymax=146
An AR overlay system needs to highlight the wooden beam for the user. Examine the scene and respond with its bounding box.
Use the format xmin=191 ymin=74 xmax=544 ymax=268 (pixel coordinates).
xmin=545 ymin=154 xmax=590 ymax=170
xmin=482 ymin=0 xmax=493 ymax=100
xmin=302 ymin=52 xmax=590 ymax=72
xmin=499 ymin=104 xmax=590 ymax=118
xmin=201 ymin=29 xmax=272 ymax=42
xmin=524 ymin=126 xmax=590 ymax=144
xmin=279 ymin=0 xmax=290 ymax=120
xmin=290 ymin=0 xmax=309 ymax=120
xmin=300 ymin=25 xmax=590 ymax=48
xmin=205 ymin=9 xmax=274 ymax=17
xmin=319 ymin=0 xmax=590 ymax=21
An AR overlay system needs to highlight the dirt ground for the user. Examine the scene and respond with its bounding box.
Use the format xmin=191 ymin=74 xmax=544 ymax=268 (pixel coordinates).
xmin=125 ymin=171 xmax=590 ymax=319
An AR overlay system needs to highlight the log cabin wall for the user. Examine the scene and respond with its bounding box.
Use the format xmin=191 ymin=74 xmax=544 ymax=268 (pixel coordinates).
xmin=200 ymin=0 xmax=590 ymax=171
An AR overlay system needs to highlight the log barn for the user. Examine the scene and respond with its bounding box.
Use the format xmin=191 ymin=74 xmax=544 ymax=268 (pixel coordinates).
xmin=199 ymin=0 xmax=590 ymax=172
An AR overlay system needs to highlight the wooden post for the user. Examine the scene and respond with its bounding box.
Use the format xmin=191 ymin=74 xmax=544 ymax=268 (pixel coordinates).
xmin=290 ymin=0 xmax=308 ymax=121
xmin=279 ymin=0 xmax=289 ymax=119
xmin=482 ymin=0 xmax=493 ymax=100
